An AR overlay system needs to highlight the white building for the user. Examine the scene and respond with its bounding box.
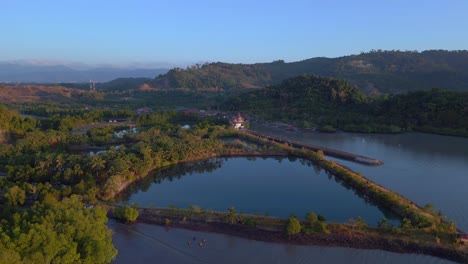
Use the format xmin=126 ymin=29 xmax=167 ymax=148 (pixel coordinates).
xmin=231 ymin=113 xmax=245 ymax=129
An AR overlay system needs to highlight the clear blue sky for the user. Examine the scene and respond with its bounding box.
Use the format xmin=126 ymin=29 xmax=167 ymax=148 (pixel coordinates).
xmin=2 ymin=0 xmax=467 ymax=67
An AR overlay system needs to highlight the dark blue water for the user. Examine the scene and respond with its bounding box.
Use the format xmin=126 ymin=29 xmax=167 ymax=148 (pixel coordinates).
xmin=120 ymin=157 xmax=398 ymax=226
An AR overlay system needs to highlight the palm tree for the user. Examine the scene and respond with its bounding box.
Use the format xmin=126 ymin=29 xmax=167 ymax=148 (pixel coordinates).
xmin=89 ymin=156 xmax=106 ymax=180
xmin=55 ymin=154 xmax=64 ymax=171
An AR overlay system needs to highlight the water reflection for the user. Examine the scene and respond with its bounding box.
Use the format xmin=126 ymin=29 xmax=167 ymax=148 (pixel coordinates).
xmin=117 ymin=158 xmax=224 ymax=201
xmin=117 ymin=157 xmax=399 ymax=226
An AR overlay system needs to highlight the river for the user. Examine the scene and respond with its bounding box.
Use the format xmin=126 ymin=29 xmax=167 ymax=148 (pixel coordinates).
xmin=109 ymin=127 xmax=467 ymax=263
xmin=250 ymin=124 xmax=468 ymax=232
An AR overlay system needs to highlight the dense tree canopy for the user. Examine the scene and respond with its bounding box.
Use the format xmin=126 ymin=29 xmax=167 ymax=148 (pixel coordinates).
xmin=223 ymin=75 xmax=468 ymax=136
xmin=0 ymin=195 xmax=117 ymax=264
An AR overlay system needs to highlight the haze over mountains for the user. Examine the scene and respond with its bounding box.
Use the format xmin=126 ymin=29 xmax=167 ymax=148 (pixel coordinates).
xmin=0 ymin=61 xmax=169 ymax=83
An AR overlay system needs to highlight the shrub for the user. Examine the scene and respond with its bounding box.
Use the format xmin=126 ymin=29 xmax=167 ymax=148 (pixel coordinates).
xmin=317 ymin=214 xmax=327 ymax=222
xmin=313 ymin=222 xmax=330 ymax=234
xmin=318 ymin=125 xmax=336 ymax=133
xmin=347 ymin=216 xmax=368 ymax=230
xmin=241 ymin=217 xmax=255 ymax=227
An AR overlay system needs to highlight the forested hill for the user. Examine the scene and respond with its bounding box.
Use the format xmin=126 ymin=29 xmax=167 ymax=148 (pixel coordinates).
xmin=222 ymin=74 xmax=468 ymax=137
xmin=147 ymin=50 xmax=468 ymax=94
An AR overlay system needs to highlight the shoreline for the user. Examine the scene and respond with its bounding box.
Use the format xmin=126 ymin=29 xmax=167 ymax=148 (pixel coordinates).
xmin=107 ymin=207 xmax=468 ymax=263
xmin=250 ymin=119 xmax=468 ymax=138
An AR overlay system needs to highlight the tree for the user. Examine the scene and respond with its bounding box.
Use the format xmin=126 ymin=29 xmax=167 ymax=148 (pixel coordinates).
xmin=0 ymin=195 xmax=117 ymax=263
xmin=401 ymin=218 xmax=412 ymax=229
xmin=423 ymin=203 xmax=435 ymax=213
xmin=227 ymin=207 xmax=237 ymax=224
xmin=305 ymin=212 xmax=318 ymax=225
xmin=347 ymin=216 xmax=368 ymax=230
xmin=114 ymin=205 xmax=139 ymax=223
xmin=4 ymin=186 xmax=26 ymax=206
xmin=316 ymin=150 xmax=325 ymax=157
xmin=303 ymin=212 xmax=329 ymax=234
xmin=89 ymin=155 xmax=106 ymax=181
xmin=285 ymin=215 xmax=302 ymax=235
xmin=378 ymin=217 xmax=391 ymax=228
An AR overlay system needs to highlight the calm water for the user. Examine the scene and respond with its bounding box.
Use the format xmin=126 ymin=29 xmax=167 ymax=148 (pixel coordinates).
xmin=110 ymin=127 xmax=467 ymax=263
xmin=118 ymin=157 xmax=398 ymax=226
xmin=110 ymin=219 xmax=454 ymax=264
xmin=251 ymin=124 xmax=468 ymax=232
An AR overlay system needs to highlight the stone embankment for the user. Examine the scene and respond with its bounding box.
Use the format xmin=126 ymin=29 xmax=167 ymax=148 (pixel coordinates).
xmin=243 ymin=130 xmax=384 ymax=166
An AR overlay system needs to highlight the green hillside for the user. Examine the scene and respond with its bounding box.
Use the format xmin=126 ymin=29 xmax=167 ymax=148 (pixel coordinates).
xmin=222 ymin=74 xmax=468 ymax=136
xmin=148 ymin=50 xmax=468 ymax=94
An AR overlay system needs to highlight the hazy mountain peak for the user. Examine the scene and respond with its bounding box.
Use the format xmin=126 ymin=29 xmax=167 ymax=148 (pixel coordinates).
xmin=0 ymin=61 xmax=169 ymax=83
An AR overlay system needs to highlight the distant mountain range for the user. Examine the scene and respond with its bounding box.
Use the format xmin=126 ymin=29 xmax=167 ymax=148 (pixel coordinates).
xmin=0 ymin=62 xmax=169 ymax=83
xmin=147 ymin=50 xmax=468 ymax=94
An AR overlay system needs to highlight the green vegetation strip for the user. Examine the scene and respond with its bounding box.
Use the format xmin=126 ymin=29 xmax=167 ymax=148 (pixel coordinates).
xmin=105 ymin=204 xmax=467 ymax=263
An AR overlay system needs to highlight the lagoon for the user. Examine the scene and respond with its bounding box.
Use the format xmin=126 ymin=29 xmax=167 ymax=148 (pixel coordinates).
xmin=118 ymin=157 xmax=397 ymax=226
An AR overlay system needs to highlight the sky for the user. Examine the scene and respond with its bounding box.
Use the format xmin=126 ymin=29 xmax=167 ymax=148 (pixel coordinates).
xmin=1 ymin=0 xmax=468 ymax=67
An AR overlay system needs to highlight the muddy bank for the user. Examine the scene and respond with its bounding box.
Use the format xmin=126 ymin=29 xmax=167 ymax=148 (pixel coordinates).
xmin=118 ymin=210 xmax=467 ymax=264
